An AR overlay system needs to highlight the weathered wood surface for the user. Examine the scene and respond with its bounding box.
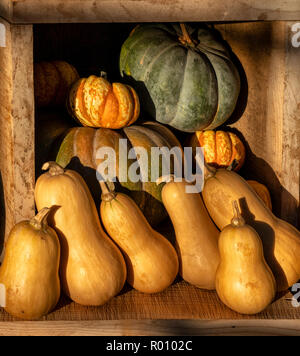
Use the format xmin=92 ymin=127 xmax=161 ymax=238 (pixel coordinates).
xmin=1 ymin=0 xmax=300 ymax=24
xmin=281 ymin=22 xmax=300 ymax=226
xmin=0 ymin=19 xmax=35 ymax=248
xmin=1 ymin=319 xmax=300 ymax=336
xmin=0 ymin=280 xmax=298 ymax=322
xmin=0 ymin=281 xmax=299 ymax=335
xmin=215 ymin=21 xmax=300 ymax=227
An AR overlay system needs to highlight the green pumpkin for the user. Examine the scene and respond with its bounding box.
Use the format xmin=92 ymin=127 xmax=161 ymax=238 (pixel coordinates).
xmin=120 ymin=24 xmax=240 ymax=133
xmin=55 ymin=123 xmax=183 ymax=227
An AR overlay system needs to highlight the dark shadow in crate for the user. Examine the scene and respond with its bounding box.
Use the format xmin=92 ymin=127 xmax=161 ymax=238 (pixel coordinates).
xmin=45 ymin=204 xmax=73 ymax=311
xmin=53 ymin=294 xmax=73 ymax=312
xmin=35 ymin=108 xmax=76 ymax=178
xmin=223 ymin=48 xmax=248 ymax=126
xmin=207 ymin=24 xmax=248 ymax=127
xmin=47 ymin=207 xmax=72 ymax=300
xmin=121 ymin=74 xmax=157 ymax=123
xmin=34 ymin=23 xmax=137 ymax=82
xmin=0 ymin=172 xmax=5 ymax=258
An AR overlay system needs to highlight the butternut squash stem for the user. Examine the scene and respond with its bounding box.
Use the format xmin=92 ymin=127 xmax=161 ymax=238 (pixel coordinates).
xmin=203 ymin=162 xmax=217 ymax=180
xmin=156 ymin=175 xmax=175 ymax=186
xmin=227 ymin=159 xmax=238 ymax=171
xmin=30 ymin=208 xmax=51 ymax=230
xmin=179 ymin=23 xmax=194 ymax=46
xmin=231 ymin=200 xmax=245 ymax=227
xmin=99 ymin=180 xmax=116 ymax=202
xmin=42 ymin=161 xmax=65 ymax=176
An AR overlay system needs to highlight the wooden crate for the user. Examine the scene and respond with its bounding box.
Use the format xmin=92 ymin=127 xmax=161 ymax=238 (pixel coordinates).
xmin=0 ymin=0 xmax=300 ymax=336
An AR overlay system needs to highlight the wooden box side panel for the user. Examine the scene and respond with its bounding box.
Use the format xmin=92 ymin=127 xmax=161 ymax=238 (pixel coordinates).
xmin=216 ymin=21 xmax=300 ymax=227
xmin=0 ymin=19 xmax=35 ymax=246
xmin=2 ymin=0 xmax=300 ymax=23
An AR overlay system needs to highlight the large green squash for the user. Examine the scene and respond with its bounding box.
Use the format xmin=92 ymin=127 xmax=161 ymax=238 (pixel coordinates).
xmin=56 ymin=122 xmax=183 ymax=226
xmin=120 ymin=24 xmax=240 ymax=132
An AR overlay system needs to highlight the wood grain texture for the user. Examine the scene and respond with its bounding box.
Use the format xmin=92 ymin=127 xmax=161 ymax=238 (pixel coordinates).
xmin=281 ymin=22 xmax=300 ymax=225
xmin=0 ymin=1 xmax=11 ymax=22
xmin=0 ymin=281 xmax=298 ymax=322
xmin=215 ymin=21 xmax=300 ymax=227
xmin=0 ymin=19 xmax=35 ymax=247
xmin=1 ymin=319 xmax=300 ymax=336
xmin=0 ymin=0 xmax=300 ymax=24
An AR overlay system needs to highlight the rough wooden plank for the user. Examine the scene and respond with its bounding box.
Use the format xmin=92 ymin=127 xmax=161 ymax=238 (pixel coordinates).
xmin=280 ymin=22 xmax=300 ymax=225
xmin=0 ymin=19 xmax=35 ymax=248
xmin=0 ymin=2 xmax=12 ymax=23
xmin=0 ymin=281 xmax=298 ymax=321
xmin=0 ymin=0 xmax=300 ymax=24
xmin=214 ymin=21 xmax=300 ymax=227
xmin=0 ymin=319 xmax=300 ymax=336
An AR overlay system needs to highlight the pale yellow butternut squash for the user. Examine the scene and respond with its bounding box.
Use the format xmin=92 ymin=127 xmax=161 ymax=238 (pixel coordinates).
xmin=34 ymin=162 xmax=127 ymax=306
xmin=216 ymin=201 xmax=276 ymax=315
xmin=202 ymin=166 xmax=300 ymax=292
xmin=0 ymin=208 xmax=60 ymax=320
xmin=100 ymin=182 xmax=179 ymax=294
xmin=158 ymin=176 xmax=220 ymax=290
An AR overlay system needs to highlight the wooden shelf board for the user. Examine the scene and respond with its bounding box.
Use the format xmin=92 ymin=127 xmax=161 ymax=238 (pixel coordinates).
xmin=0 ymin=281 xmax=299 ymax=335
xmin=0 ymin=281 xmax=298 ymax=322
xmin=1 ymin=0 xmax=300 ymax=24
xmin=1 ymin=319 xmax=300 ymax=336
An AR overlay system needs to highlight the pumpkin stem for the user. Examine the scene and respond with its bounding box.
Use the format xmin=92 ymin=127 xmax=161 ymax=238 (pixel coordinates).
xmin=99 ymin=180 xmax=116 ymax=202
xmin=231 ymin=200 xmax=245 ymax=227
xmin=30 ymin=207 xmax=51 ymax=230
xmin=42 ymin=162 xmax=65 ymax=176
xmin=100 ymin=71 xmax=108 ymax=80
xmin=156 ymin=175 xmax=175 ymax=185
xmin=203 ymin=162 xmax=217 ymax=180
xmin=227 ymin=159 xmax=238 ymax=171
xmin=179 ymin=23 xmax=195 ymax=47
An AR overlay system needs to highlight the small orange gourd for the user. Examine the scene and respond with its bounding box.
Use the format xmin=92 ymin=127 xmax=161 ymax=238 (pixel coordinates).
xmin=189 ymin=130 xmax=246 ymax=171
xmin=67 ymin=72 xmax=140 ymax=129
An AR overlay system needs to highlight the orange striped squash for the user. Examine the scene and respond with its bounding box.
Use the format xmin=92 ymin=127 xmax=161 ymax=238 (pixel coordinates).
xmin=67 ymin=74 xmax=140 ymax=129
xmin=189 ymin=130 xmax=246 ymax=171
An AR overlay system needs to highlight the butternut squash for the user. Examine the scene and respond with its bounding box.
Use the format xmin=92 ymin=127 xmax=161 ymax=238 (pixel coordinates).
xmin=247 ymin=180 xmax=272 ymax=211
xmin=202 ymin=166 xmax=300 ymax=292
xmin=0 ymin=208 xmax=60 ymax=320
xmin=158 ymin=176 xmax=220 ymax=290
xmin=99 ymin=182 xmax=179 ymax=293
xmin=34 ymin=162 xmax=127 ymax=306
xmin=216 ymin=201 xmax=276 ymax=315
